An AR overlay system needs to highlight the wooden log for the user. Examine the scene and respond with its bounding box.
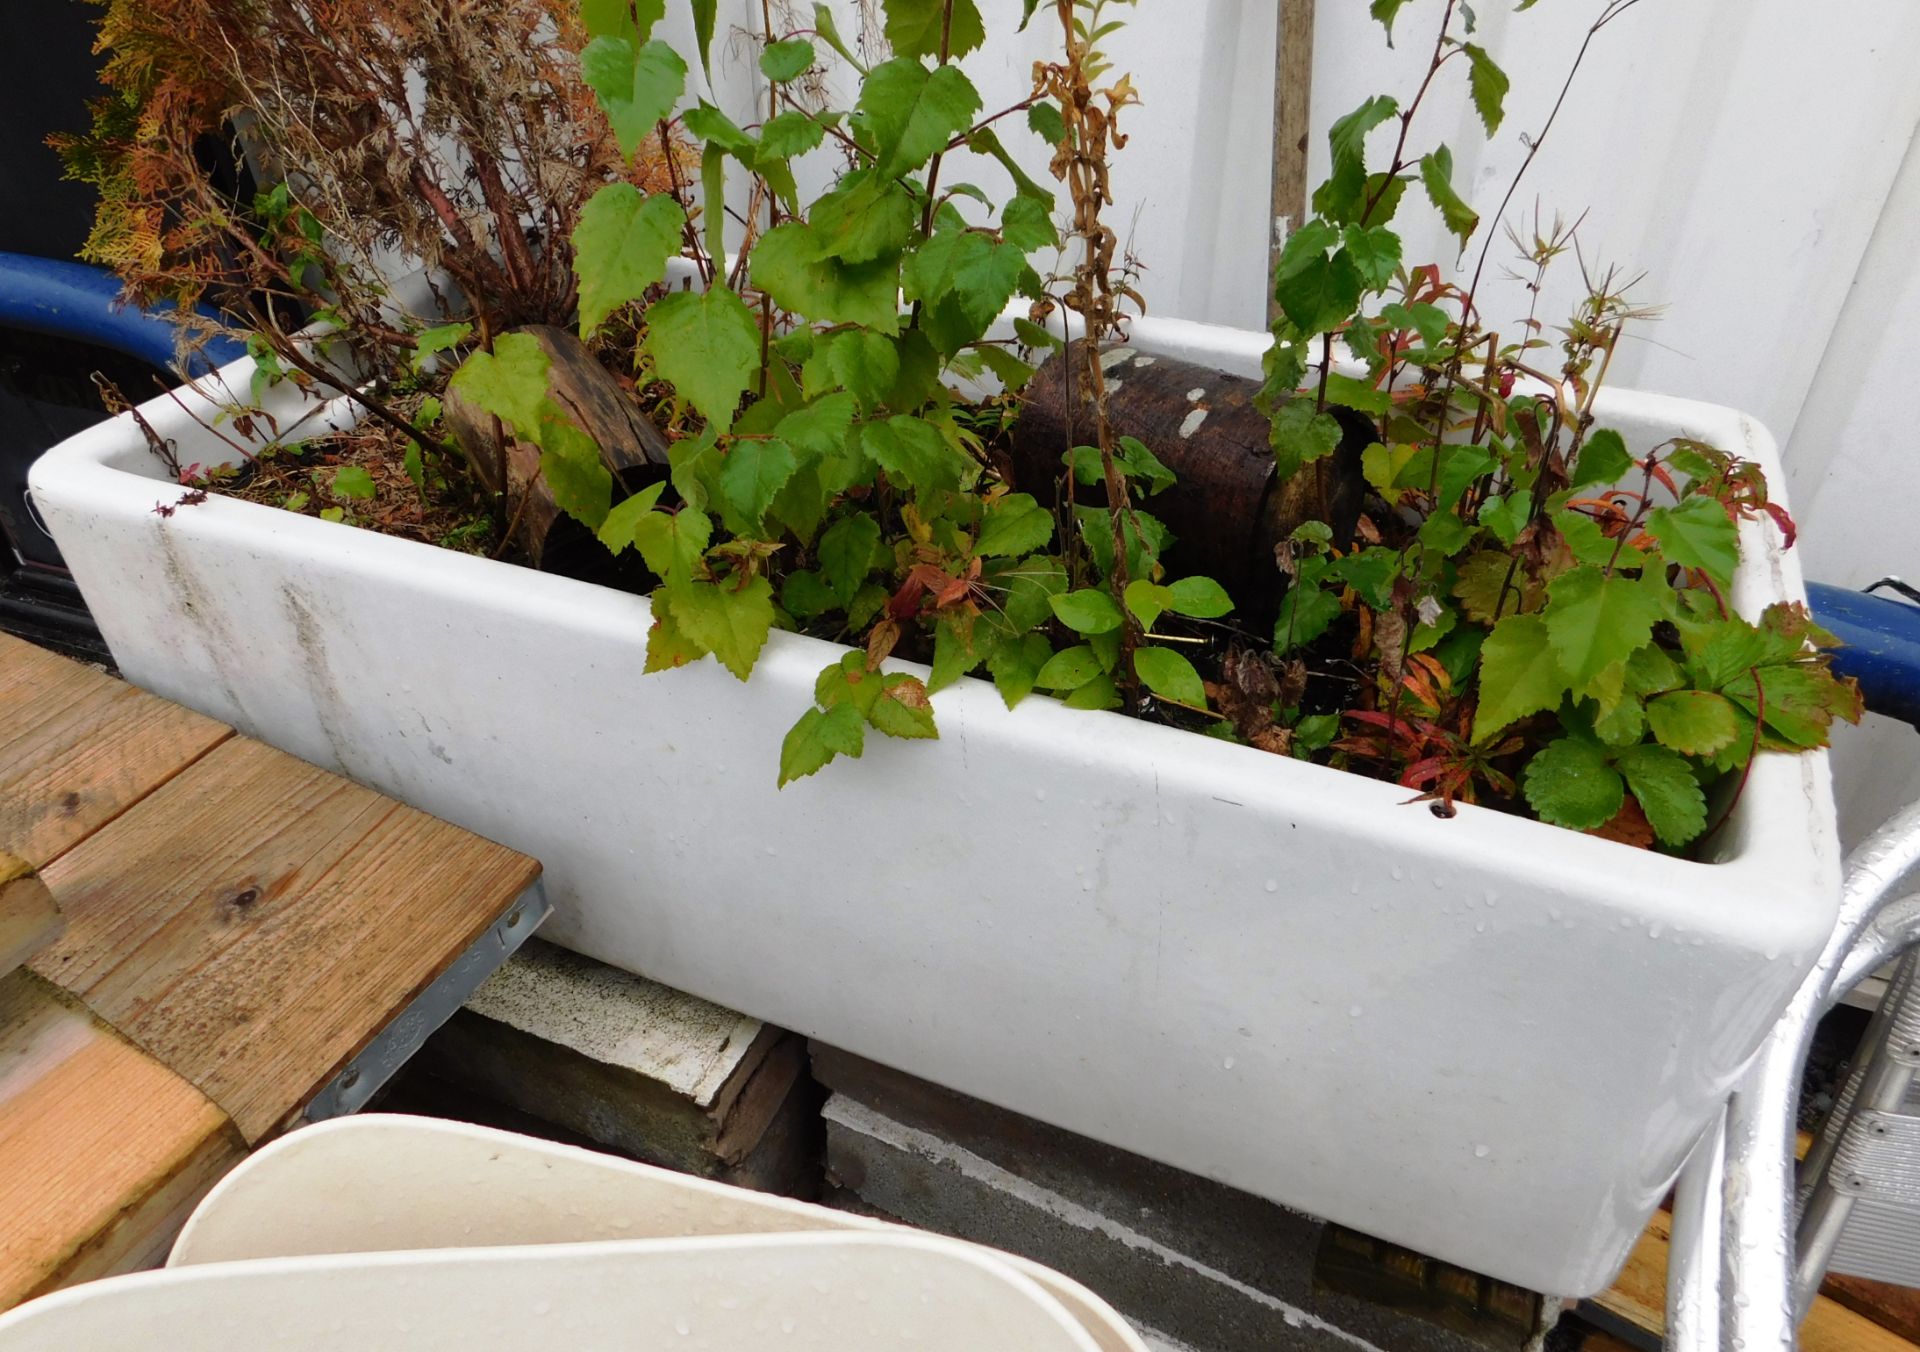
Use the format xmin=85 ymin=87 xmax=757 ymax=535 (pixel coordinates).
xmin=0 ymin=853 xmax=62 ymax=979
xmin=1006 ymin=340 xmax=1371 ymax=601
xmin=443 ymin=325 xmax=670 ymax=581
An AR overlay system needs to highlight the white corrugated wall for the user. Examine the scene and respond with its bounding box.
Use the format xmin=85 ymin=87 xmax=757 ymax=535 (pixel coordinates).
xmin=696 ymin=0 xmax=1920 ymax=843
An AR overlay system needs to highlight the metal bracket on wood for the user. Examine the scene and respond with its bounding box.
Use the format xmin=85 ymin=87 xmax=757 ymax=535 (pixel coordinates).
xmin=302 ymin=878 xmax=551 ymax=1122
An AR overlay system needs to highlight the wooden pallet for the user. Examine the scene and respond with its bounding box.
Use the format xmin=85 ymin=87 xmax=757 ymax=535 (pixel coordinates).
xmin=0 ymin=631 xmax=542 ymax=1307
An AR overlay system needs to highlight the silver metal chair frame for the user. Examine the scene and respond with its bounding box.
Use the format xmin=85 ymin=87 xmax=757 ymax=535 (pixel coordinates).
xmin=1664 ymin=799 xmax=1920 ymax=1351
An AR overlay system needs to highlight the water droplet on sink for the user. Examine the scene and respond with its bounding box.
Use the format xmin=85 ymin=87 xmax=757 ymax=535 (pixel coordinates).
xmin=1390 ymin=865 xmax=1405 ymax=881
xmin=1222 ymin=1055 xmax=1236 ymax=1070
xmin=1349 ymin=1005 xmax=1363 ymax=1018
xmin=1034 ymin=788 xmax=1047 ymax=801
xmin=1264 ymin=879 xmax=1278 ymax=893
xmin=1473 ymin=1143 xmax=1492 ymax=1159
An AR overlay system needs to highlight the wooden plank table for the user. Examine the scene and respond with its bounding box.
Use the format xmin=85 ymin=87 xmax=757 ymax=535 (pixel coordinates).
xmin=0 ymin=631 xmax=545 ymax=1307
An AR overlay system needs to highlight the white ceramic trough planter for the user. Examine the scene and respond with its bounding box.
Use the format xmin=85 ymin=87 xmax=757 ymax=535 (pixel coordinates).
xmin=30 ymin=316 xmax=1839 ymax=1297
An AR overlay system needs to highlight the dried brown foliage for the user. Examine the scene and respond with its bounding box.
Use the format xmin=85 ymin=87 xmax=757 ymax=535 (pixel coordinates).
xmin=59 ymin=0 xmax=678 ymax=370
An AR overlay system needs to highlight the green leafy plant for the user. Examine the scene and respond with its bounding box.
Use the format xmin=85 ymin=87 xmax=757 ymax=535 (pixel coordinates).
xmin=187 ymin=0 xmax=1849 ymax=854
xmin=1243 ymin=0 xmax=1859 ymax=845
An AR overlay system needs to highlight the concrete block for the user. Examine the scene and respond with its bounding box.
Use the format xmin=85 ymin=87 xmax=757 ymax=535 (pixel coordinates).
xmin=814 ymin=1045 xmax=1542 ymax=1352
xmin=396 ymin=939 xmax=818 ymax=1194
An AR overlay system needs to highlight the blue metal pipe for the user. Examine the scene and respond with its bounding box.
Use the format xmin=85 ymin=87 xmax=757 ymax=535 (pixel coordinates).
xmin=0 ymin=250 xmax=246 ymax=375
xmin=1808 ymin=581 xmax=1920 ymax=730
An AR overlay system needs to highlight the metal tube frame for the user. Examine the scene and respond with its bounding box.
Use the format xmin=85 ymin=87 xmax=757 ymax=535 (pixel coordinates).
xmin=1663 ymin=800 xmax=1920 ymax=1351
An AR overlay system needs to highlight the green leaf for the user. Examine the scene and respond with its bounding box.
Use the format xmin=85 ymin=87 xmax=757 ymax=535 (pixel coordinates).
xmin=809 ymin=171 xmax=916 ymax=264
xmin=1269 ymin=400 xmax=1344 ymax=479
xmin=1321 ymin=371 xmax=1390 ymax=415
xmin=826 ymin=329 xmax=901 ymax=411
xmin=573 ymin=185 xmax=686 ymax=335
xmin=818 ymin=512 xmax=881 ymax=604
xmin=1554 ymin=508 xmax=1643 ymax=569
xmin=774 ymin=392 xmax=858 ymax=458
xmin=1134 ymin=647 xmax=1208 ymax=709
xmin=1648 ymin=497 xmax=1740 ymax=584
xmin=690 ymin=0 xmax=717 ymax=83
xmin=869 ymin=674 xmax=939 ymax=739
xmin=1000 ymin=195 xmax=1057 ymax=251
xmin=1543 ymin=565 xmax=1665 ymax=686
xmin=1168 ymin=576 xmax=1233 ymax=618
xmin=1124 ymin=581 xmax=1175 ymax=631
xmin=863 ymin=415 xmax=970 ymax=498
xmin=986 ymin=631 xmax=1053 ymax=708
xmin=1570 ymin=428 xmax=1634 ymax=489
xmin=1473 ymin=612 xmax=1568 ymax=741
xmin=412 ymin=321 xmax=472 ymax=368
xmin=1615 ymin=743 xmax=1709 ymax=846
xmin=760 ymin=37 xmax=815 ymax=82
xmin=1036 ymin=644 xmax=1103 ymax=691
xmin=1461 ymin=43 xmax=1509 ymax=136
xmin=1591 ymin=689 xmax=1646 ymax=747
xmin=581 ymin=37 xmax=686 ymax=159
xmin=1478 ymin=492 xmax=1532 ymax=546
xmin=884 ymin=0 xmax=987 ymax=59
xmin=1274 ymin=583 xmax=1343 ymax=652
xmin=1064 ymin=673 xmax=1123 ymax=710
xmin=640 ymin=287 xmax=761 ymax=430
xmin=815 ymin=650 xmax=883 ymax=714
xmin=1419 ymin=146 xmax=1479 ymax=248
xmin=1274 ymin=248 xmax=1365 ymax=337
xmin=930 ymin=614 xmax=982 ymax=692
xmin=1369 ymin=0 xmax=1414 ymax=41
xmin=671 ymin=575 xmax=775 ymax=680
xmin=779 ymin=701 xmax=866 ymax=786
xmin=857 ymin=58 xmax=983 ymax=179
xmin=1342 ymin=224 xmax=1402 ymax=289
xmin=975 ymin=493 xmax=1053 ymax=558
xmin=780 ymin=569 xmax=836 ymax=619
xmin=1027 ymin=100 xmax=1066 ymax=145
xmin=595 ymin=476 xmax=672 ymax=560
xmin=1329 ymin=94 xmax=1398 ymax=174
xmin=538 ymin=418 xmax=614 ymax=531
xmin=581 ymin=0 xmax=664 ymax=43
xmin=1001 ymin=555 xmax=1068 ymax=631
xmin=631 ymin=507 xmax=712 ymax=586
xmin=751 ymin=223 xmax=903 ymax=333
xmin=1646 ymin=689 xmax=1740 ymax=757
xmin=720 ymin=438 xmax=799 ymax=531
xmin=1523 ymin=736 xmax=1625 ymax=831
xmin=1050 ymin=588 xmax=1124 ymax=634
xmin=1318 ymin=96 xmax=1398 ymax=222
xmin=760 ymin=110 xmax=830 ymax=158
xmin=699 ymin=141 xmax=726 ymax=269
xmin=331 ymin=465 xmax=376 ymax=500
xmin=973 ymin=344 xmax=1038 ymax=392
xmin=1076 ymin=506 xmax=1172 ymax=581
xmin=450 ymin=331 xmax=550 ymax=441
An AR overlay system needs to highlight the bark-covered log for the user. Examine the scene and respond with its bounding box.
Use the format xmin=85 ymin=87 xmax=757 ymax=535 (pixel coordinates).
xmin=1006 ymin=340 xmax=1371 ymax=600
xmin=444 ymin=324 xmax=669 ymax=580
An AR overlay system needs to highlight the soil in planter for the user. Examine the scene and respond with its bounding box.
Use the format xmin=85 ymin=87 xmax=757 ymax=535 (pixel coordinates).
xmin=185 ymin=395 xmax=499 ymax=556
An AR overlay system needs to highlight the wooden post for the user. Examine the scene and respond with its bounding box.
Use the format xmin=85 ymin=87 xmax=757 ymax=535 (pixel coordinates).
xmin=1268 ymin=0 xmax=1316 ymax=323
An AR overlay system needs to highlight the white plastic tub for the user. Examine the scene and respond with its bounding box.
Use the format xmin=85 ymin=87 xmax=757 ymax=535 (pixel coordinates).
xmin=28 ymin=316 xmax=1840 ymax=1295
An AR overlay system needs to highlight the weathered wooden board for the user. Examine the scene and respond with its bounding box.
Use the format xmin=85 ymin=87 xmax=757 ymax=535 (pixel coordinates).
xmin=0 ymin=633 xmax=230 ymax=867
xmin=33 ymin=735 xmax=542 ymax=1141
xmin=1 ymin=852 xmax=62 ymax=978
xmin=0 ymin=969 xmax=245 ymax=1307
